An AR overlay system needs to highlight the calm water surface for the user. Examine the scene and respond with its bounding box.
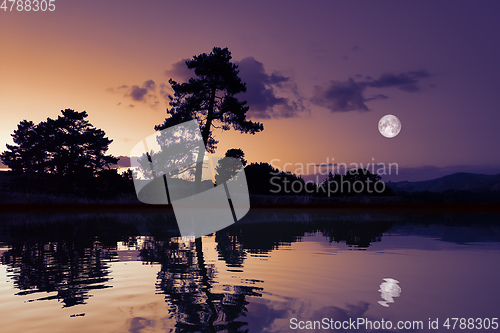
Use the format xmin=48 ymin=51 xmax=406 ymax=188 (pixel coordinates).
xmin=0 ymin=213 xmax=499 ymax=332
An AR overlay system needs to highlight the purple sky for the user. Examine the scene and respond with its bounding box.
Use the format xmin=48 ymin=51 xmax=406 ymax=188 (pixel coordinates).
xmin=1 ymin=0 xmax=500 ymax=180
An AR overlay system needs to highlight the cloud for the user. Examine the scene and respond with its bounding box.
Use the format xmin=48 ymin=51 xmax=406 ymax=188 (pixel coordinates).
xmin=312 ymin=78 xmax=370 ymax=112
xmin=164 ymin=58 xmax=195 ymax=83
xmin=160 ymin=58 xmax=196 ymax=101
xmin=142 ymin=79 xmax=156 ymax=91
xmin=236 ymin=57 xmax=305 ymax=119
xmin=158 ymin=83 xmax=170 ymax=101
xmin=365 ymin=93 xmax=389 ymax=102
xmin=365 ymin=70 xmax=430 ymax=92
xmin=312 ymin=70 xmax=431 ymax=112
xmin=129 ymin=85 xmax=149 ymax=101
xmin=342 ymin=45 xmax=361 ymax=61
xmin=110 ymin=80 xmax=160 ymax=107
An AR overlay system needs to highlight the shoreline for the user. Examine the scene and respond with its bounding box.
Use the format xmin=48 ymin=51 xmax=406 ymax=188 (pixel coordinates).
xmin=1 ymin=202 xmax=499 ymax=214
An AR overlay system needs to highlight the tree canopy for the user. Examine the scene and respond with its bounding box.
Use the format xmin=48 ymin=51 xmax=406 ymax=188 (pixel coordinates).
xmin=1 ymin=109 xmax=118 ymax=177
xmin=156 ymin=47 xmax=263 ymax=153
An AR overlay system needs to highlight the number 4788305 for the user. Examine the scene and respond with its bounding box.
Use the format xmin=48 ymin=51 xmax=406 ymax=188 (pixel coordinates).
xmin=1 ymin=0 xmax=56 ymax=12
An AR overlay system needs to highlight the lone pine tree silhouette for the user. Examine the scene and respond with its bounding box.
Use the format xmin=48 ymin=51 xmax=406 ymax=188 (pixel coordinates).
xmin=141 ymin=48 xmax=264 ymax=321
xmin=156 ymin=47 xmax=263 ymax=187
xmin=131 ymin=48 xmax=264 ymax=237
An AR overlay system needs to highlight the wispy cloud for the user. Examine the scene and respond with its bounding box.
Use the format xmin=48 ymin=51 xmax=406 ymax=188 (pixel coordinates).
xmin=236 ymin=57 xmax=305 ymax=119
xmin=365 ymin=70 xmax=430 ymax=92
xmin=109 ymin=80 xmax=160 ymax=108
xmin=112 ymin=59 xmax=427 ymax=116
xmin=164 ymin=58 xmax=195 ymax=83
xmin=312 ymin=70 xmax=431 ymax=112
xmin=312 ymin=78 xmax=370 ymax=112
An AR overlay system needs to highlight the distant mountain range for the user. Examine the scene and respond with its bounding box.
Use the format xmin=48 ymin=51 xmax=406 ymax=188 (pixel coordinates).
xmin=386 ymin=172 xmax=500 ymax=193
xmin=112 ymin=156 xmax=131 ymax=168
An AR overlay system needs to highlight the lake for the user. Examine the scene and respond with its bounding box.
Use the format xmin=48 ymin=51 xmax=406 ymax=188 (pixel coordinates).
xmin=0 ymin=212 xmax=499 ymax=332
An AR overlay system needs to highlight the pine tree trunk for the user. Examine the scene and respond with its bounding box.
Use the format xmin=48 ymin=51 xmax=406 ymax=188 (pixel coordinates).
xmin=194 ymin=85 xmax=216 ymax=190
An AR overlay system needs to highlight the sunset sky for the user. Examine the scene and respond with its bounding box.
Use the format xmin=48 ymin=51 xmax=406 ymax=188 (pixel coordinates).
xmin=2 ymin=0 xmax=500 ymax=180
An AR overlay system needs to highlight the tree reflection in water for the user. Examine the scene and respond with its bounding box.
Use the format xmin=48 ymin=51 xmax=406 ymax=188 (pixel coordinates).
xmin=141 ymin=236 xmax=262 ymax=332
xmin=2 ymin=239 xmax=112 ymax=307
xmin=141 ymin=214 xmax=393 ymax=332
xmin=0 ymin=212 xmax=395 ymax=330
xmin=0 ymin=216 xmax=138 ymax=307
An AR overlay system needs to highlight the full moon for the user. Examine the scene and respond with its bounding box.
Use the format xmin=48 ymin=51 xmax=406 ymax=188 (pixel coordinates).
xmin=378 ymin=114 xmax=402 ymax=138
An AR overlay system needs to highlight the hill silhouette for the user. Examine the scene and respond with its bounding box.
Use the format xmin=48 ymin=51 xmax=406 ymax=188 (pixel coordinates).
xmin=387 ymin=172 xmax=500 ymax=193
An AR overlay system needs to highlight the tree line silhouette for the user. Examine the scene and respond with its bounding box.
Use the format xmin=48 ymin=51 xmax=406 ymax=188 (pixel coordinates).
xmin=0 ymin=108 xmax=132 ymax=198
xmin=0 ymin=47 xmax=392 ymax=200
